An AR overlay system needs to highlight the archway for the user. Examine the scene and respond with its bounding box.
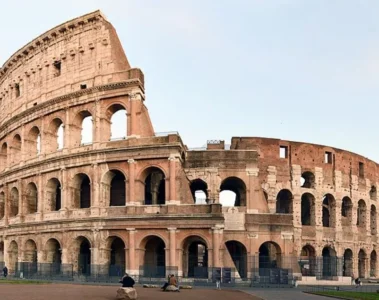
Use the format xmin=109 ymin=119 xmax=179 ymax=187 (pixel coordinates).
xmin=76 ymin=237 xmax=91 ymax=275
xmin=258 ymin=242 xmax=281 ymax=276
xmin=46 ymin=118 xmax=64 ymax=152
xmin=341 ymin=196 xmax=353 ymax=226
xmin=190 ymin=179 xmax=208 ymax=204
xmin=109 ymin=237 xmax=126 ymax=276
xmin=219 ymin=177 xmax=246 ymax=206
xmin=301 ymin=193 xmax=315 ymax=225
xmin=23 ymin=240 xmax=38 ymax=276
xmin=10 ymin=187 xmax=19 ymax=217
xmin=371 ymin=250 xmax=377 ymax=278
xmin=102 ymin=170 xmax=126 ymax=206
xmin=141 ymin=236 xmax=166 ymax=277
xmin=371 ymin=205 xmax=377 ymax=235
xmin=46 ymin=178 xmax=61 ymax=211
xmin=276 ymin=189 xmax=293 ymax=214
xmin=300 ymin=245 xmax=316 ymax=276
xmin=143 ymin=167 xmax=165 ymax=205
xmin=370 ymin=186 xmax=377 ymax=201
xmin=72 ymin=174 xmax=91 ymax=209
xmin=8 ymin=241 xmax=18 ymax=274
xmin=357 ymin=200 xmax=367 ymax=228
xmin=0 ymin=192 xmax=4 ymax=219
xmin=182 ymin=236 xmax=208 ymax=278
xmin=11 ymin=134 xmax=21 ymax=165
xmin=343 ymin=249 xmax=353 ymax=277
xmin=225 ymin=241 xmax=247 ymax=279
xmin=108 ymin=104 xmax=127 ymax=140
xmin=322 ymin=246 xmax=337 ymax=278
xmin=25 ymin=182 xmax=38 ymax=214
xmin=0 ymin=143 xmax=7 ymax=171
xmin=26 ymin=126 xmax=41 ymax=158
xmin=301 ymin=172 xmax=315 ymax=188
xmin=45 ymin=238 xmax=62 ymax=275
xmin=358 ymin=249 xmax=367 ymax=278
xmin=0 ymin=241 xmax=4 ymax=264
xmin=81 ymin=114 xmax=93 ymax=145
xmin=322 ymin=194 xmax=336 ymax=227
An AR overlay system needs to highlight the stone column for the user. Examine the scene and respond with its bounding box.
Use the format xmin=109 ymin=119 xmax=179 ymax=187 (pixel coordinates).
xmin=127 ymin=228 xmax=137 ymax=275
xmin=168 ymin=228 xmax=177 ymax=270
xmin=17 ymin=180 xmax=22 ymax=219
xmin=247 ymin=168 xmax=260 ymax=213
xmin=20 ymin=125 xmax=25 ymax=164
xmin=61 ymin=167 xmax=69 ymax=211
xmin=4 ymin=183 xmax=9 ymax=226
xmin=293 ymin=193 xmax=302 ymax=227
xmin=128 ymin=159 xmax=136 ymax=205
xmin=212 ymin=226 xmax=223 ymax=268
xmin=64 ymin=108 xmax=70 ymax=150
xmin=267 ymin=166 xmax=277 ymax=213
xmin=94 ymin=99 xmax=101 ymax=145
xmin=39 ymin=118 xmax=45 ymax=155
xmin=129 ymin=93 xmax=140 ymax=137
xmin=168 ymin=156 xmax=177 ymax=203
xmin=91 ymin=163 xmax=100 ymax=216
xmin=37 ymin=173 xmax=44 ymax=221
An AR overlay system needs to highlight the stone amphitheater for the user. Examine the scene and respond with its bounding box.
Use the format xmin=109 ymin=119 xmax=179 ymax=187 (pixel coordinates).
xmin=0 ymin=10 xmax=376 ymax=285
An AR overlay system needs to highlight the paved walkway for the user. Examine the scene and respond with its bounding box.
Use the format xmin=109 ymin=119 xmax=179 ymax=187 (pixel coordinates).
xmin=242 ymin=288 xmax=332 ymax=300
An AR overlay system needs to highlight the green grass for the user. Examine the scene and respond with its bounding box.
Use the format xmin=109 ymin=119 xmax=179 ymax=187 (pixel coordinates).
xmin=311 ymin=291 xmax=379 ymax=300
xmin=0 ymin=279 xmax=51 ymax=284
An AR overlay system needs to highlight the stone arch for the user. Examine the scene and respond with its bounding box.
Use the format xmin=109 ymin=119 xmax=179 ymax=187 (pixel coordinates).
xmin=300 ymin=245 xmax=316 ymax=276
xmin=11 ymin=134 xmax=21 ymax=165
xmin=370 ymin=186 xmax=377 ymax=201
xmin=10 ymin=187 xmax=19 ymax=217
xmin=72 ymin=173 xmax=91 ymax=209
xmin=46 ymin=118 xmax=64 ymax=152
xmin=107 ymin=236 xmax=126 ymax=276
xmin=358 ymin=249 xmax=367 ymax=278
xmin=182 ymin=235 xmax=208 ymax=278
xmin=45 ymin=238 xmax=62 ymax=275
xmin=276 ymin=189 xmax=293 ymax=214
xmin=106 ymin=103 xmax=127 ymax=141
xmin=0 ymin=192 xmax=4 ymax=219
xmin=0 ymin=142 xmax=7 ymax=171
xmin=371 ymin=250 xmax=377 ymax=278
xmin=72 ymin=110 xmax=93 ymax=147
xmin=225 ymin=240 xmax=247 ymax=279
xmin=140 ymin=235 xmax=166 ymax=277
xmin=343 ymin=249 xmax=353 ymax=277
xmin=24 ymin=239 xmax=38 ymax=263
xmin=0 ymin=241 xmax=4 ymax=264
xmin=322 ymin=246 xmax=337 ymax=278
xmin=25 ymin=182 xmax=38 ymax=214
xmin=301 ymin=192 xmax=316 ymax=225
xmin=101 ymin=170 xmax=126 ymax=206
xmin=46 ymin=178 xmax=61 ymax=212
xmin=301 ymin=171 xmax=315 ymax=188
xmin=341 ymin=196 xmax=353 ymax=226
xmin=73 ymin=236 xmax=92 ymax=275
xmin=8 ymin=240 xmax=18 ymax=274
xmin=258 ymin=241 xmax=282 ymax=274
xmin=190 ymin=179 xmax=208 ymax=204
xmin=357 ymin=199 xmax=367 ymax=228
xmin=26 ymin=126 xmax=41 ymax=158
xmin=322 ymin=194 xmax=336 ymax=228
xmin=371 ymin=205 xmax=377 ymax=235
xmin=219 ymin=177 xmax=246 ymax=207
xmin=140 ymin=167 xmax=166 ymax=205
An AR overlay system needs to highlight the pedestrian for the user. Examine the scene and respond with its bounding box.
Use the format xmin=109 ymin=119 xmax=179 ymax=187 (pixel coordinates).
xmin=3 ymin=266 xmax=8 ymax=278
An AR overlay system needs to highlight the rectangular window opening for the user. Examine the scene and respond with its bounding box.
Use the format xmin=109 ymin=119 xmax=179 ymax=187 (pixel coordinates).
xmin=279 ymin=146 xmax=288 ymax=159
xmin=53 ymin=61 xmax=61 ymax=77
xmin=359 ymin=162 xmax=364 ymax=177
xmin=325 ymin=151 xmax=332 ymax=164
xmin=15 ymin=83 xmax=20 ymax=98
xmin=80 ymin=84 xmax=87 ymax=90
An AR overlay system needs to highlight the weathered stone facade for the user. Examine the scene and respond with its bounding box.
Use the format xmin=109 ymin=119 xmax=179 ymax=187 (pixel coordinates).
xmin=0 ymin=10 xmax=377 ymax=283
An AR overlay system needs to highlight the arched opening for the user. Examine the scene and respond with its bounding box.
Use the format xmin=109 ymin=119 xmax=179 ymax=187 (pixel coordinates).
xmin=109 ymin=237 xmax=126 ymax=277
xmin=23 ymin=240 xmax=38 ymax=276
xmin=77 ymin=237 xmax=91 ymax=275
xmin=220 ymin=177 xmax=246 ymax=206
xmin=343 ymin=249 xmax=353 ymax=277
xmin=301 ymin=172 xmax=315 ymax=188
xmin=225 ymin=241 xmax=247 ymax=279
xmin=102 ymin=170 xmax=126 ymax=207
xmin=10 ymin=187 xmax=19 ymax=217
xmin=300 ymin=245 xmax=316 ymax=276
xmin=72 ymin=174 xmax=91 ymax=209
xmin=47 ymin=118 xmax=64 ymax=152
xmin=11 ymin=134 xmax=21 ymax=165
xmin=322 ymin=246 xmax=337 ymax=278
xmin=26 ymin=126 xmax=41 ymax=158
xmin=258 ymin=242 xmax=281 ymax=276
xmin=25 ymin=182 xmax=38 ymax=214
xmin=357 ymin=200 xmax=367 ymax=228
xmin=143 ymin=167 xmax=165 ymax=205
xmin=276 ymin=189 xmax=293 ymax=214
xmin=141 ymin=236 xmax=166 ymax=277
xmin=45 ymin=238 xmax=62 ymax=275
xmin=341 ymin=196 xmax=353 ymax=226
xmin=190 ymin=179 xmax=208 ymax=204
xmin=46 ymin=178 xmax=61 ymax=211
xmin=370 ymin=186 xmax=377 ymax=201
xmin=358 ymin=249 xmax=367 ymax=278
xmin=8 ymin=241 xmax=18 ymax=275
xmin=0 ymin=242 xmax=4 ymax=264
xmin=371 ymin=205 xmax=377 ymax=235
xmin=0 ymin=143 xmax=7 ymax=171
xmin=108 ymin=104 xmax=127 ymax=140
xmin=322 ymin=194 xmax=336 ymax=228
xmin=0 ymin=192 xmax=4 ymax=219
xmin=301 ymin=193 xmax=315 ymax=225
xmin=182 ymin=236 xmax=208 ymax=278
xmin=371 ymin=250 xmax=377 ymax=278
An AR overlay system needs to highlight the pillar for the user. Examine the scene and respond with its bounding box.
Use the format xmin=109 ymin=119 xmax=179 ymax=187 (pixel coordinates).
xmin=4 ymin=183 xmax=8 ymax=226
xmin=168 ymin=228 xmax=176 ymax=270
xmin=168 ymin=156 xmax=177 ymax=203
xmin=91 ymin=163 xmax=100 ymax=216
xmin=128 ymin=159 xmax=136 ymax=205
xmin=246 ymin=168 xmax=260 ymax=213
xmin=64 ymin=109 xmax=70 ymax=150
xmin=61 ymin=167 xmax=69 ymax=210
xmin=212 ymin=226 xmax=223 ymax=268
xmin=127 ymin=228 xmax=136 ymax=275
xmin=37 ymin=173 xmax=44 ymax=221
xmin=129 ymin=93 xmax=139 ymax=136
xmin=94 ymin=99 xmax=101 ymax=144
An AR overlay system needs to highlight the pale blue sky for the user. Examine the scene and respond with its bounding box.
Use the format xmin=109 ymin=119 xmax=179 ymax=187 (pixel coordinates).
xmin=2 ymin=1 xmax=379 ymax=162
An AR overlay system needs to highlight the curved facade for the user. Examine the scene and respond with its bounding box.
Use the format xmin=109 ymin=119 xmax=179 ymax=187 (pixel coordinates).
xmin=0 ymin=10 xmax=377 ymax=283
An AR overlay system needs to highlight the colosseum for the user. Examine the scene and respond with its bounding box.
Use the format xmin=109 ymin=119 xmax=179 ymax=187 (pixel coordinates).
xmin=0 ymin=10 xmax=376 ymax=285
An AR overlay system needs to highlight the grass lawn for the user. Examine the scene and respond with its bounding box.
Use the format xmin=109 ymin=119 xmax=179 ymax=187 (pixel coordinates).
xmin=311 ymin=291 xmax=379 ymax=300
xmin=0 ymin=279 xmax=51 ymax=284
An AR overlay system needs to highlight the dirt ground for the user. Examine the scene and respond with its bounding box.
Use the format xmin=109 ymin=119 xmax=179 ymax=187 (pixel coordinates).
xmin=0 ymin=283 xmax=260 ymax=300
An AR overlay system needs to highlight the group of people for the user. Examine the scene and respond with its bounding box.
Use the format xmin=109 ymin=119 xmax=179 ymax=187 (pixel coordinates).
xmin=119 ymin=272 xmax=179 ymax=292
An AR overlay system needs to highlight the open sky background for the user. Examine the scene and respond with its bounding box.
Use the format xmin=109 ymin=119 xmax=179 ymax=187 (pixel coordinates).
xmin=1 ymin=1 xmax=379 ymax=163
